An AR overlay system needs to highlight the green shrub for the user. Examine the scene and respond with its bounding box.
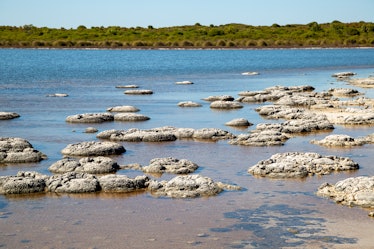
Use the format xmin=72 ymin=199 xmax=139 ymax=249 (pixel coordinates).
xmin=133 ymin=40 xmax=146 ymax=46
xmin=216 ymin=40 xmax=226 ymax=46
xmin=203 ymin=41 xmax=214 ymax=47
xmin=32 ymin=40 xmax=45 ymax=46
xmin=181 ymin=40 xmax=194 ymax=46
xmin=227 ymin=41 xmax=236 ymax=47
xmin=246 ymin=40 xmax=257 ymax=46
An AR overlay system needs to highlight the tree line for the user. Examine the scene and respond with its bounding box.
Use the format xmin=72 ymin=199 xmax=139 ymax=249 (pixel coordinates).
xmin=1 ymin=21 xmax=374 ymax=48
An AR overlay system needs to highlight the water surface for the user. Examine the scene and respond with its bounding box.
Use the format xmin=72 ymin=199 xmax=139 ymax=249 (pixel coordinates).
xmin=1 ymin=48 xmax=374 ymax=248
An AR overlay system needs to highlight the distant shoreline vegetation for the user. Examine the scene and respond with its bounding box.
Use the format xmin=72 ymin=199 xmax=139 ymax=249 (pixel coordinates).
xmin=1 ymin=21 xmax=374 ymax=49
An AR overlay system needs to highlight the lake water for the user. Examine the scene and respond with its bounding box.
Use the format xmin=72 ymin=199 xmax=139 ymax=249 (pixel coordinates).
xmin=1 ymin=48 xmax=374 ymax=248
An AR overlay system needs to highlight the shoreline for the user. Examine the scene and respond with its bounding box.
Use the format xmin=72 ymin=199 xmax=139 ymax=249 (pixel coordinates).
xmin=1 ymin=45 xmax=374 ymax=51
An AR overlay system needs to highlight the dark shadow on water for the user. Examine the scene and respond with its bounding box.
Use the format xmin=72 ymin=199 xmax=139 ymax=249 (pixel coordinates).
xmin=210 ymin=204 xmax=357 ymax=248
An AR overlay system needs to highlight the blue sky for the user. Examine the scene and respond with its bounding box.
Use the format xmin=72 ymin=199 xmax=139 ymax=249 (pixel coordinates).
xmin=0 ymin=0 xmax=373 ymax=28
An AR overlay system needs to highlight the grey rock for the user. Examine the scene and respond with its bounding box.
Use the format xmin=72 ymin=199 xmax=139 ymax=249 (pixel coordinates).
xmin=229 ymin=129 xmax=289 ymax=146
xmin=84 ymin=127 xmax=98 ymax=133
xmin=348 ymin=77 xmax=374 ymax=88
xmin=0 ymin=112 xmax=20 ymax=120
xmin=49 ymin=157 xmax=119 ymax=174
xmin=210 ymin=101 xmax=243 ymax=109
xmin=311 ymin=134 xmax=367 ymax=147
xmin=115 ymin=85 xmax=139 ymax=88
xmin=0 ymin=137 xmax=47 ymax=163
xmin=225 ymin=118 xmax=252 ymax=127
xmin=61 ymin=141 xmax=125 ymax=156
xmin=142 ymin=157 xmax=198 ymax=174
xmin=328 ymin=88 xmax=361 ymax=97
xmin=248 ymin=152 xmax=359 ymax=178
xmin=124 ymin=89 xmax=153 ymax=95
xmin=149 ymin=174 xmax=236 ymax=198
xmin=98 ymin=175 xmax=149 ymax=192
xmin=317 ymin=176 xmax=374 ymax=208
xmin=202 ymin=95 xmax=235 ymax=102
xmin=98 ymin=127 xmax=234 ymax=142
xmin=109 ymin=128 xmax=177 ymax=142
xmin=175 ymin=80 xmax=193 ymax=85
xmin=192 ymin=128 xmax=235 ymax=140
xmin=65 ymin=113 xmax=114 ymax=123
xmin=46 ymin=93 xmax=68 ymax=97
xmin=114 ymin=113 xmax=150 ymax=122
xmin=46 ymin=172 xmax=100 ymax=193
xmin=332 ymin=72 xmax=356 ymax=78
xmin=0 ymin=171 xmax=48 ymax=194
xmin=177 ymin=101 xmax=202 ymax=107
xmin=106 ymin=105 xmax=140 ymax=112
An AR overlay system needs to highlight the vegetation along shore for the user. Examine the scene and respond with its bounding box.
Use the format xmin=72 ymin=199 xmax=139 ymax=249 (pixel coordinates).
xmin=1 ymin=21 xmax=374 ymax=49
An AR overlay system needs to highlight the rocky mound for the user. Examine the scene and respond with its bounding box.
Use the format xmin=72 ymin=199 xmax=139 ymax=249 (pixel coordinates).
xmin=348 ymin=77 xmax=374 ymax=88
xmin=97 ymin=126 xmax=235 ymax=142
xmin=248 ymin=152 xmax=359 ymax=178
xmin=317 ymin=176 xmax=374 ymax=208
xmin=106 ymin=105 xmax=140 ymax=112
xmin=65 ymin=113 xmax=114 ymax=123
xmin=124 ymin=89 xmax=153 ymax=95
xmin=310 ymin=134 xmax=367 ymax=147
xmin=49 ymin=157 xmax=120 ymax=174
xmin=61 ymin=141 xmax=125 ymax=156
xmin=229 ymin=129 xmax=289 ymax=146
xmin=142 ymin=157 xmax=199 ymax=174
xmin=0 ymin=171 xmax=48 ymax=194
xmin=210 ymin=101 xmax=243 ymax=109
xmin=0 ymin=171 xmax=240 ymax=198
xmin=177 ymin=101 xmax=202 ymax=107
xmin=202 ymin=95 xmax=234 ymax=101
xmin=148 ymin=174 xmax=240 ymax=198
xmin=46 ymin=172 xmax=101 ymax=193
xmin=98 ymin=175 xmax=149 ymax=193
xmin=114 ymin=113 xmax=150 ymax=122
xmin=0 ymin=137 xmax=46 ymax=163
xmin=225 ymin=118 xmax=252 ymax=127
xmin=0 ymin=112 xmax=20 ymax=120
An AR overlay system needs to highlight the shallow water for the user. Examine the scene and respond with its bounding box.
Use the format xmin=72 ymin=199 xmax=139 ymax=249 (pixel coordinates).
xmin=0 ymin=48 xmax=374 ymax=248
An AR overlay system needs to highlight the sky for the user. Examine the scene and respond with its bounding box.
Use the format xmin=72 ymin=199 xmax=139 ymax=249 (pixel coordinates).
xmin=0 ymin=0 xmax=373 ymax=28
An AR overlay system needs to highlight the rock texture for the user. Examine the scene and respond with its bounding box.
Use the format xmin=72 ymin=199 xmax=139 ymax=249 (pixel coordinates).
xmin=229 ymin=129 xmax=289 ymax=146
xmin=310 ymin=134 xmax=367 ymax=147
xmin=0 ymin=137 xmax=46 ymax=163
xmin=148 ymin=174 xmax=240 ymax=198
xmin=65 ymin=113 xmax=114 ymax=123
xmin=49 ymin=157 xmax=120 ymax=174
xmin=98 ymin=175 xmax=149 ymax=192
xmin=202 ymin=95 xmax=234 ymax=102
xmin=328 ymin=88 xmax=361 ymax=97
xmin=332 ymin=72 xmax=356 ymax=78
xmin=0 ymin=171 xmax=47 ymax=194
xmin=0 ymin=112 xmax=20 ymax=120
xmin=175 ymin=80 xmax=193 ymax=85
xmin=225 ymin=118 xmax=252 ymax=127
xmin=97 ymin=126 xmax=234 ymax=142
xmin=61 ymin=141 xmax=125 ymax=156
xmin=142 ymin=157 xmax=198 ymax=174
xmin=46 ymin=172 xmax=100 ymax=193
xmin=124 ymin=89 xmax=153 ymax=95
xmin=248 ymin=152 xmax=359 ymax=178
xmin=114 ymin=113 xmax=150 ymax=122
xmin=177 ymin=101 xmax=202 ymax=107
xmin=0 ymin=171 xmax=150 ymax=195
xmin=210 ymin=101 xmax=243 ymax=109
xmin=348 ymin=77 xmax=374 ymax=88
xmin=317 ymin=176 xmax=374 ymax=208
xmin=106 ymin=105 xmax=140 ymax=112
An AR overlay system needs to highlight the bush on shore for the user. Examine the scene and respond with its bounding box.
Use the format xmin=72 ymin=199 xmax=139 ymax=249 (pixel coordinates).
xmin=1 ymin=21 xmax=373 ymax=49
